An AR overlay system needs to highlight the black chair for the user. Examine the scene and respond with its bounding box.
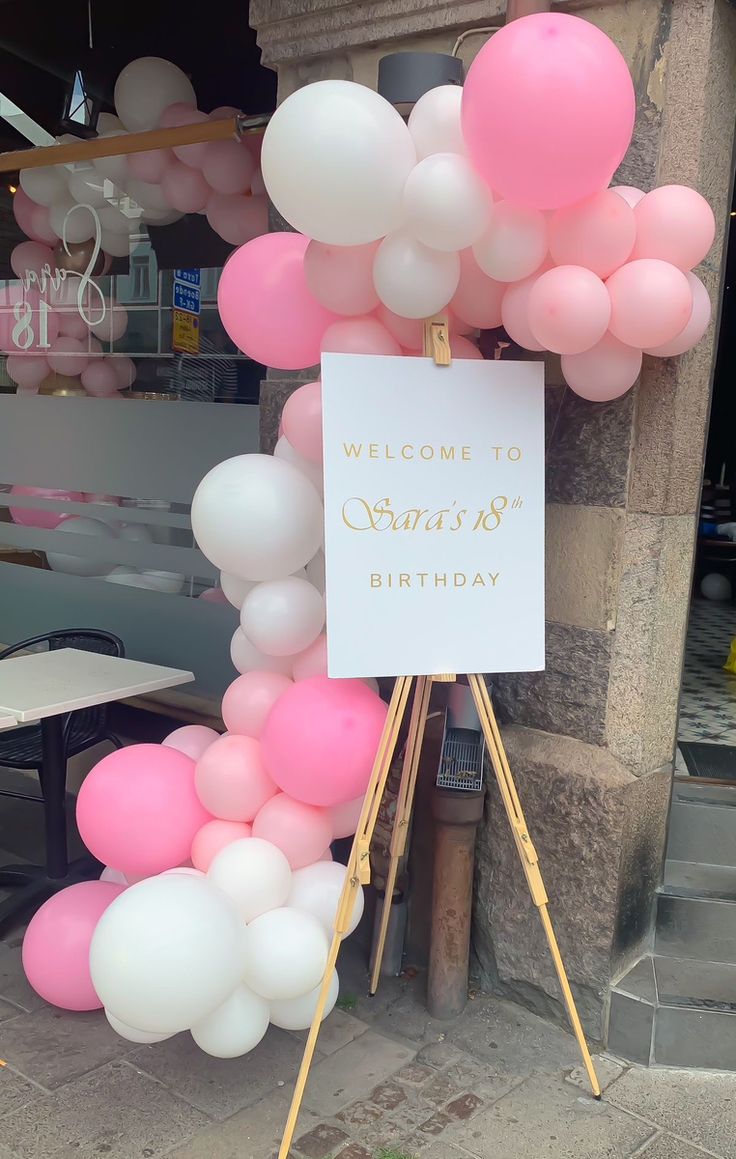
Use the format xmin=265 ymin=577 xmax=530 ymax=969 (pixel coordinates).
xmin=0 ymin=629 xmax=124 ymax=930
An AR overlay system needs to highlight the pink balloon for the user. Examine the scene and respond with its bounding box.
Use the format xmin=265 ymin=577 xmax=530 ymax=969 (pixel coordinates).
xmin=261 ymin=676 xmax=388 ymax=807
xmin=206 ymin=192 xmax=268 ymax=246
xmin=321 ymin=317 xmax=401 ymax=357
xmin=12 ymin=187 xmax=54 ymax=243
xmin=561 ymin=332 xmax=642 ymax=401
xmin=76 ymin=744 xmax=210 ymax=878
xmin=644 ymin=272 xmax=712 ymax=357
xmin=195 ymin=734 xmax=278 ymax=821
xmin=47 ymin=336 xmax=91 ymax=376
xmin=461 ymin=13 xmax=635 ymax=210
xmin=0 ymin=286 xmax=60 ymax=354
xmin=633 ymin=185 xmax=716 ymax=271
xmin=58 ymin=311 xmax=91 ymax=341
xmin=161 ymin=160 xmax=210 ymax=213
xmin=191 ymin=818 xmax=252 ymax=871
xmin=110 ymin=355 xmax=136 ymax=389
xmin=160 ymin=103 xmax=210 ymax=168
xmin=304 ymin=241 xmax=380 ymax=317
xmin=528 ymin=265 xmax=611 ymax=355
xmin=10 ymin=241 xmax=54 ymax=279
xmin=6 ymin=353 xmax=49 ymax=391
xmin=9 ymin=485 xmax=83 ymax=529
xmin=452 ymin=335 xmax=483 ymax=360
xmin=22 ymin=881 xmax=125 ymax=1010
xmin=450 ymin=249 xmax=505 ymax=330
xmin=252 ymin=793 xmax=333 ymax=870
xmin=281 ymin=381 xmax=323 ymax=464
xmin=548 ymin=189 xmax=636 ymax=278
xmin=320 ymin=847 xmax=334 ymax=862
xmin=218 ymin=232 xmax=337 ymax=370
xmin=163 ymin=725 xmax=221 ymax=760
xmin=375 ymin=306 xmax=424 ymax=351
xmin=222 ymin=671 xmax=293 ymax=738
xmin=128 ymin=147 xmax=173 ymax=183
xmin=203 ymin=140 xmax=255 ymax=195
xmin=199 ymin=586 xmax=229 ymax=603
xmin=209 ymin=105 xmax=240 ymax=121
xmin=81 ymin=359 xmax=121 ymax=397
xmin=325 ymin=795 xmax=365 ymax=840
xmin=607 ymin=259 xmax=693 ymax=348
xmin=291 ymin=633 xmax=328 ymax=681
xmin=612 ymin=186 xmax=645 ymax=209
xmin=501 ymin=271 xmax=549 ymax=352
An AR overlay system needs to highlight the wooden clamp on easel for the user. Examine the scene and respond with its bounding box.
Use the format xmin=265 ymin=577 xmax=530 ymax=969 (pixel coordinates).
xmin=276 ymin=316 xmax=600 ymax=1159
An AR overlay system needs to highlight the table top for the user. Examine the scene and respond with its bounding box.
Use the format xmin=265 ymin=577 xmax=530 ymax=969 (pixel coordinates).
xmin=0 ymin=649 xmax=194 ymax=723
xmin=0 ymin=714 xmax=16 ymax=731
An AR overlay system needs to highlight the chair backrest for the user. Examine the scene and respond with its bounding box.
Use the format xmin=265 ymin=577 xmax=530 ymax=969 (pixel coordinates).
xmin=0 ymin=629 xmax=125 ymax=663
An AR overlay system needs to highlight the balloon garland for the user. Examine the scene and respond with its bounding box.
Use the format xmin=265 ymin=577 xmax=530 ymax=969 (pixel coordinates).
xmin=21 ymin=14 xmax=716 ymax=1058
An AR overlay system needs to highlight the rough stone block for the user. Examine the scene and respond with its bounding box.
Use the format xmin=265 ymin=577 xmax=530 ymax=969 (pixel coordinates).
xmin=545 ymin=505 xmax=624 ymax=631
xmin=545 ymin=387 xmax=634 ymax=509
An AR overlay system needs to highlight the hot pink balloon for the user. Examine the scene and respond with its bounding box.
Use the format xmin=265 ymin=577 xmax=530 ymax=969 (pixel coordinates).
xmin=304 ymin=241 xmax=380 ymax=317
xmin=644 ymin=272 xmax=712 ymax=357
xmin=281 ymin=380 xmax=323 ymax=464
xmin=81 ymin=359 xmax=121 ymax=397
xmin=206 ymin=192 xmax=268 ymax=246
xmin=461 ymin=13 xmax=635 ymax=210
xmin=325 ymin=796 xmax=365 ymax=840
xmin=195 ymin=734 xmax=277 ymax=821
xmin=252 ymin=793 xmax=333 ymax=870
xmin=10 ymin=241 xmax=54 ymax=280
xmin=22 ymin=881 xmax=125 ymax=1010
xmin=612 ymin=186 xmax=645 ymax=209
xmin=163 ymin=725 xmax=221 ymax=761
xmin=561 ymin=332 xmax=642 ymax=401
xmin=291 ymin=633 xmax=328 ymax=681
xmin=161 ymin=160 xmax=210 ymax=213
xmin=450 ymin=249 xmax=505 ymax=331
xmin=128 ymin=147 xmax=173 ymax=183
xmin=607 ymin=259 xmax=693 ymax=349
xmin=633 ymin=185 xmax=716 ymax=271
xmin=9 ymin=485 xmax=83 ymax=529
xmin=321 ymin=317 xmax=401 ymax=357
xmin=47 ymin=336 xmax=90 ymax=377
xmin=548 ymin=189 xmax=636 ymax=279
xmin=261 ymin=676 xmax=388 ymax=807
xmin=528 ymin=265 xmax=611 ymax=355
xmin=218 ymin=232 xmax=337 ymax=370
xmin=76 ymin=744 xmax=210 ymax=878
xmin=203 ymin=140 xmax=255 ymax=195
xmin=6 ymin=353 xmax=49 ymax=391
xmin=222 ymin=671 xmax=293 ymax=739
xmin=191 ymin=818 xmax=252 ymax=872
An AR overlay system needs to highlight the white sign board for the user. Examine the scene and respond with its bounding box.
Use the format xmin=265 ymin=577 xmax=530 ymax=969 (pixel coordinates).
xmin=322 ymin=353 xmax=545 ymax=679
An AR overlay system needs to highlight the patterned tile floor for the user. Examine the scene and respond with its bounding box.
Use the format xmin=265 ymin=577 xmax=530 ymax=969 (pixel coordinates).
xmin=677 ymin=599 xmax=736 ymax=749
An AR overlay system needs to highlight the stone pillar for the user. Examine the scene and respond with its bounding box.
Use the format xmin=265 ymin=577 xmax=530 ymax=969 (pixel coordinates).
xmin=249 ymin=0 xmax=736 ymax=1040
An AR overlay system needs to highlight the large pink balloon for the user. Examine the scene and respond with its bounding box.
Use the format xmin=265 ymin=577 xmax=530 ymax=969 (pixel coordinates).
xmin=127 ymin=147 xmax=173 ymax=183
xmin=203 ymin=140 xmax=255 ymax=195
xmin=163 ymin=725 xmax=221 ymax=761
xmin=160 ymin=103 xmax=210 ymax=168
xmin=58 ymin=311 xmax=92 ymax=341
xmin=548 ymin=190 xmax=636 ymax=278
xmin=252 ymin=793 xmax=333 ymax=870
xmin=325 ymin=796 xmax=365 ymax=840
xmin=206 ymin=192 xmax=268 ymax=246
xmin=76 ymin=745 xmax=210 ymax=878
xmin=9 ymin=485 xmax=83 ymax=529
xmin=195 ymin=734 xmax=277 ymax=821
xmin=22 ymin=881 xmax=125 ymax=1010
xmin=450 ymin=249 xmax=505 ymax=330
xmin=607 ymin=259 xmax=693 ymax=349
xmin=191 ymin=818 xmax=252 ymax=871
xmin=161 ymin=160 xmax=210 ymax=213
xmin=281 ymin=381 xmax=323 ymax=464
xmin=321 ymin=317 xmax=401 ymax=357
xmin=500 ymin=267 xmax=551 ymax=352
xmin=528 ymin=266 xmax=611 ymax=354
xmin=218 ymin=232 xmax=337 ymax=370
xmin=260 ymin=676 xmax=388 ymax=807
xmin=291 ymin=633 xmax=328 ymax=681
xmin=451 ymin=335 xmax=483 ymax=360
xmin=633 ymin=185 xmax=716 ymax=271
xmin=13 ymin=187 xmax=57 ymax=244
xmin=81 ymin=359 xmax=121 ymax=397
xmin=304 ymin=241 xmax=380 ymax=317
xmin=47 ymin=337 xmax=90 ymax=377
xmin=561 ymin=332 xmax=642 ymax=401
xmin=10 ymin=241 xmax=54 ymax=280
xmin=461 ymin=13 xmax=635 ymax=210
xmin=221 ymin=671 xmax=293 ymax=738
xmin=612 ymin=186 xmax=645 ymax=209
xmin=6 ymin=353 xmax=49 ymax=391
xmin=644 ymin=272 xmax=712 ymax=357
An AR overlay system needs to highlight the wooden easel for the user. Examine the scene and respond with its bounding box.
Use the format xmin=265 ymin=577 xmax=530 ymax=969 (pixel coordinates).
xmin=276 ymin=319 xmax=600 ymax=1159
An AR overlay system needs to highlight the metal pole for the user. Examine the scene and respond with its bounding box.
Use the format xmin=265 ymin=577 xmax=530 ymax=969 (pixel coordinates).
xmin=506 ymin=0 xmax=552 ymax=20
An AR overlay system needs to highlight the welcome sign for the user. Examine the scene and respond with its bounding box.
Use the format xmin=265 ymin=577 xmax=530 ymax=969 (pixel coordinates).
xmin=322 ymin=353 xmax=545 ymax=679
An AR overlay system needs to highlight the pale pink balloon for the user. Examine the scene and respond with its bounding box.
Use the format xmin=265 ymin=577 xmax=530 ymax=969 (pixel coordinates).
xmin=127 ymin=148 xmax=173 ymax=183
xmin=9 ymin=485 xmax=83 ymax=528
xmin=206 ymin=192 xmax=268 ymax=246
xmin=501 ymin=270 xmax=549 ymax=352
xmin=612 ymin=186 xmax=645 ymax=209
xmin=111 ymin=355 xmax=136 ymax=389
xmin=319 ymin=848 xmax=334 ymax=862
xmin=161 ymin=160 xmax=210 ymax=213
xmin=561 ymin=332 xmax=642 ymax=401
xmin=81 ymin=359 xmax=121 ymax=397
xmin=281 ymin=381 xmax=323 ymax=464
xmin=58 ymin=311 xmax=91 ymax=341
xmin=321 ymin=317 xmax=401 ymax=357
xmin=199 ymin=586 xmax=228 ymax=603
xmin=472 ymin=201 xmax=548 ymax=283
xmin=633 ymin=185 xmax=716 ymax=271
xmin=209 ymin=105 xmax=239 ymax=121
xmin=452 ymin=335 xmax=483 ymax=360
xmin=528 ymin=266 xmax=611 ymax=355
xmin=450 ymin=249 xmax=505 ymax=330
xmin=304 ymin=241 xmax=380 ymax=316
xmin=10 ymin=240 xmax=54 ymax=279
xmin=325 ymin=796 xmax=365 ymax=840
xmin=607 ymin=259 xmax=693 ymax=349
xmin=250 ymin=168 xmax=265 ymax=197
xmin=6 ymin=353 xmax=49 ymax=391
xmin=195 ymin=734 xmax=278 ymax=821
xmin=252 ymin=793 xmax=333 ymax=870
xmin=202 ymin=140 xmax=255 ymax=195
xmin=291 ymin=633 xmax=328 ymax=681
xmin=47 ymin=336 xmax=91 ymax=376
xmin=13 ymin=187 xmax=55 ymax=244
xmin=376 ymin=306 xmax=424 ymax=351
xmin=0 ymin=286 xmax=60 ymax=354
xmin=548 ymin=189 xmax=636 ymax=278
xmin=191 ymin=818 xmax=252 ymax=871
xmin=163 ymin=725 xmax=221 ymax=761
xmin=644 ymin=272 xmax=712 ymax=357
xmin=221 ymin=671 xmax=294 ymax=739
xmin=160 ymin=103 xmax=209 ymax=168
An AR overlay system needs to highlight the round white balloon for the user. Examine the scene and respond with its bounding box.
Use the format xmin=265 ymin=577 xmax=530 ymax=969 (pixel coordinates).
xmin=46 ymin=517 xmax=116 ymax=577
xmin=91 ymin=132 xmax=129 ymax=184
xmin=191 ymin=454 xmax=324 ymax=581
xmin=269 ymin=970 xmax=339 ymax=1031
xmin=208 ymin=837 xmax=292 ymax=923
xmin=230 ymin=627 xmax=295 ymax=676
xmin=67 ymin=168 xmax=108 ymax=208
xmin=242 ymin=907 xmax=329 ymax=1001
xmin=50 ymin=200 xmax=96 ymax=243
xmin=20 ymin=165 xmax=68 ymax=208
xmin=373 ymin=232 xmax=460 ymax=320
xmin=106 ymin=1010 xmax=174 ymax=1044
xmin=90 ymin=874 xmax=243 ymax=1034
xmin=220 ymin=572 xmax=255 ymax=609
xmin=472 ymin=202 xmax=548 ymax=283
xmin=241 ymin=576 xmax=325 ymax=658
xmin=288 ymin=861 xmax=364 ymax=938
xmin=403 ymin=153 xmax=492 ymax=252
xmin=273 ymin=436 xmax=323 ymax=495
xmin=261 ymin=80 xmax=416 ymax=245
xmin=701 ymin=572 xmax=732 ymax=601
xmin=408 ymin=85 xmax=465 ymax=160
xmin=114 ymin=57 xmax=197 ymax=133
xmin=191 ymin=985 xmax=270 ymax=1058
xmin=119 ymin=523 xmax=154 ymax=544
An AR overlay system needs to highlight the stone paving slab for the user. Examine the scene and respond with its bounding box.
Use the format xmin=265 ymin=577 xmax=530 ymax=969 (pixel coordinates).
xmin=0 ymin=1063 xmax=40 ymax=1119
xmin=301 ymin=1032 xmax=414 ymax=1116
xmin=607 ymin=1068 xmax=736 ymax=1159
xmin=288 ymin=1010 xmax=370 ymax=1057
xmin=637 ymin=1136 xmax=723 ymax=1159
xmin=0 ymin=944 xmax=45 ymax=1014
xmin=166 ymin=1090 xmax=322 ymax=1159
xmin=566 ymin=1054 xmax=625 ymax=1094
xmin=0 ymin=1005 xmax=134 ymax=1090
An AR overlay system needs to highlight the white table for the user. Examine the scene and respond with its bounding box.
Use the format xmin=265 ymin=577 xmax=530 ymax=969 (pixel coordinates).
xmin=0 ymin=648 xmax=193 ymax=929
xmin=0 ymin=715 xmax=16 ymax=731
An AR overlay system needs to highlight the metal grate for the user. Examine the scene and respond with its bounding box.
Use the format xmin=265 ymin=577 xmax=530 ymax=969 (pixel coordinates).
xmin=436 ymin=726 xmax=484 ymax=792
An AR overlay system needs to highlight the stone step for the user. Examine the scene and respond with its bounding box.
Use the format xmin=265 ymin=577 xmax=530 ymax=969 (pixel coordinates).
xmin=666 ymin=789 xmax=736 ymax=869
xmin=664 ymin=859 xmax=736 ymax=900
xmin=655 ymin=892 xmax=736 ymax=963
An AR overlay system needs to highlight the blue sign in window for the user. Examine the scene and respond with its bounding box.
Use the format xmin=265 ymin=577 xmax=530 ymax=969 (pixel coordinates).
xmin=174 ymin=269 xmax=201 ymax=286
xmin=173 ymin=282 xmax=201 ymax=315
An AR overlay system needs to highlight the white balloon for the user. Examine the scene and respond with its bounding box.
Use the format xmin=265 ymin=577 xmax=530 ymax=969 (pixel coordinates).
xmin=67 ymin=168 xmax=108 ymax=208
xmin=403 ymin=153 xmax=492 ymax=252
xmin=104 ymin=566 xmax=151 ymax=588
xmin=242 ymin=907 xmax=329 ymax=1001
xmin=269 ymin=970 xmax=339 ymax=1031
xmin=191 ymin=985 xmax=269 ymax=1058
xmin=408 ymin=85 xmax=465 ymax=160
xmin=230 ymin=627 xmax=295 ymax=676
xmin=20 ymin=165 xmax=68 ymax=208
xmin=50 ymin=200 xmax=96 ymax=243
xmin=701 ymin=572 xmax=732 ymax=601
xmin=99 ymin=866 xmax=129 ymax=886
xmin=288 ymin=861 xmax=364 ymax=938
xmin=106 ymin=1010 xmax=174 ymax=1044
xmin=114 ymin=57 xmax=196 ymax=133
xmin=90 ymin=874 xmax=243 ymax=1034
xmin=191 ymin=454 xmax=324 ymax=582
xmin=472 ymin=202 xmax=548 ymax=283
xmin=306 ymin=550 xmax=326 ymax=595
xmin=273 ymin=436 xmax=323 ymax=495
xmin=119 ymin=523 xmax=153 ymax=544
xmin=241 ymin=576 xmax=325 ymax=658
xmin=101 ymin=229 xmax=133 ymax=259
xmin=92 ymin=133 xmax=129 ymax=184
xmin=125 ymin=179 xmax=171 ymax=215
xmin=140 ymin=569 xmax=185 ymax=594
xmin=208 ymin=837 xmax=292 ymax=923
xmin=46 ymin=517 xmax=116 ymax=577
xmin=99 ymin=204 xmax=136 ymax=234
xmin=261 ymin=80 xmax=416 ymax=245
xmin=220 ymin=571 xmax=254 ymax=608
xmin=373 ymin=232 xmax=460 ymax=320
